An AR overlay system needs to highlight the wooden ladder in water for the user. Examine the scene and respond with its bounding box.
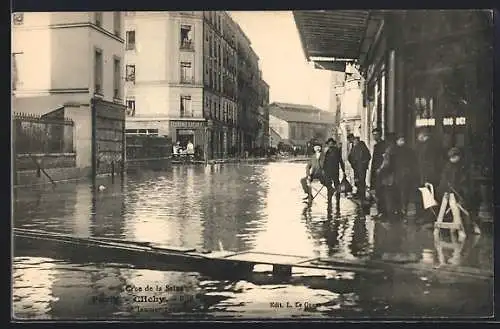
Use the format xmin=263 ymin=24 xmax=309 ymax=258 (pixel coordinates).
xmin=434 ymin=192 xmax=480 ymax=241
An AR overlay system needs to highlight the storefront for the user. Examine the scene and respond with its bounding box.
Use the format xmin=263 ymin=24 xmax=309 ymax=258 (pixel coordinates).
xmin=398 ymin=10 xmax=493 ymax=174
xmin=294 ymin=9 xmax=493 ymax=217
xmin=170 ymin=119 xmax=207 ymax=156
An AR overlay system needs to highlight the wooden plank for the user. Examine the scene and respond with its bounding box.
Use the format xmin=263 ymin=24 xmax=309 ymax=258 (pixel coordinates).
xmin=14 ymin=229 xmax=196 ymax=253
xmin=298 ymin=261 xmax=384 ymax=274
xmin=199 ymin=251 xmax=240 ymax=259
xmin=224 ymin=252 xmax=312 ymax=265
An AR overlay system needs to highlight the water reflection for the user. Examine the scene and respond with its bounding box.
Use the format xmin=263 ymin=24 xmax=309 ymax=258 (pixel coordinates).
xmin=12 ymin=162 xmax=494 ymax=318
xmin=13 ymin=162 xmax=493 ymax=270
xmin=13 ymin=257 xmax=58 ymax=319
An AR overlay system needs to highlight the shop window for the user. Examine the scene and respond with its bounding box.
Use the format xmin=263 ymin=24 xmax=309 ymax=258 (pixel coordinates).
xmin=414 ymin=97 xmax=435 ymax=128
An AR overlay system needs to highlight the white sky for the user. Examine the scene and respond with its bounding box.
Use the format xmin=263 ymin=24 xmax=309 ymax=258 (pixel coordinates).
xmin=230 ymin=11 xmax=332 ymax=111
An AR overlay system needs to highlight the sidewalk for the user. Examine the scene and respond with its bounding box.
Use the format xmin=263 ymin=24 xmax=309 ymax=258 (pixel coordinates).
xmin=359 ymin=199 xmax=493 ymax=276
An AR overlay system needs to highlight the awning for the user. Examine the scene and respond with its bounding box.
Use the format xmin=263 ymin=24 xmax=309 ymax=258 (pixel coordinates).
xmin=293 ymin=10 xmax=385 ymax=71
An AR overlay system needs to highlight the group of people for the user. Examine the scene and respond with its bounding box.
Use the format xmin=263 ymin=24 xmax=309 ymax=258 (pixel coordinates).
xmin=300 ymin=128 xmax=477 ymax=223
xmin=172 ymin=140 xmax=195 ymax=159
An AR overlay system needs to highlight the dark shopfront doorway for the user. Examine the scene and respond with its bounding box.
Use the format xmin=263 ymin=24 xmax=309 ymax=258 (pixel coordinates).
xmin=176 ymin=129 xmax=194 ymax=149
xmin=408 ymin=64 xmax=490 ymax=171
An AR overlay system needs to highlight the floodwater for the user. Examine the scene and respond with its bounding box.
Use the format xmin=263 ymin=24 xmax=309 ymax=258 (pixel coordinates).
xmin=12 ymin=162 xmax=493 ymax=319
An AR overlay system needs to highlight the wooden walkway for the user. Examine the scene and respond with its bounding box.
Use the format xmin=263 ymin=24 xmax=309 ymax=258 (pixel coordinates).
xmin=13 ymin=228 xmax=493 ymax=280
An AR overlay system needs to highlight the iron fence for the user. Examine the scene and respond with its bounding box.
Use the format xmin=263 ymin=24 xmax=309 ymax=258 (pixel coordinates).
xmin=13 ymin=112 xmax=74 ymax=155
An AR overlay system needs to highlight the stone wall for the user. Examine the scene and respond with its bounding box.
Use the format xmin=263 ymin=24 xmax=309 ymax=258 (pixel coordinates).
xmin=14 ymin=167 xmax=92 ymax=187
xmin=16 ymin=153 xmax=76 ymax=171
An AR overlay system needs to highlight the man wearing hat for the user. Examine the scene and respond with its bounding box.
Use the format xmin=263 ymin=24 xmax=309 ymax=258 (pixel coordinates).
xmin=300 ymin=141 xmax=329 ymax=202
xmin=323 ymin=138 xmax=346 ymax=205
xmin=347 ymin=133 xmax=371 ymax=202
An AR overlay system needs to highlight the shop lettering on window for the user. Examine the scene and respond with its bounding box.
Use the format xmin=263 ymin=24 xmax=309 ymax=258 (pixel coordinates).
xmin=414 ymin=96 xmax=435 ymax=127
xmin=443 ymin=116 xmax=466 ymax=126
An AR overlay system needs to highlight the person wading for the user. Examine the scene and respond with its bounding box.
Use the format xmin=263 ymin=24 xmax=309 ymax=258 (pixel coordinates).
xmin=300 ymin=143 xmax=328 ymax=203
xmin=347 ymin=134 xmax=371 ymax=205
xmin=370 ymin=128 xmax=386 ymax=218
xmin=323 ymin=138 xmax=346 ymax=209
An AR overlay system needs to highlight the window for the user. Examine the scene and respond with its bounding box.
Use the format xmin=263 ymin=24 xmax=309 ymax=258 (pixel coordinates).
xmin=113 ymin=57 xmax=121 ymax=99
xmin=126 ymin=31 xmax=136 ymax=50
xmin=125 ymin=128 xmax=158 ymax=136
xmin=126 ymin=65 xmax=136 ymax=82
xmin=113 ymin=12 xmax=121 ymax=37
xmin=94 ymin=12 xmax=102 ymax=27
xmin=94 ymin=49 xmax=103 ymax=95
xmin=180 ymin=95 xmax=192 ymax=117
xmin=180 ymin=62 xmax=193 ymax=83
xmin=126 ymin=99 xmax=136 ymax=117
xmin=180 ymin=25 xmax=193 ymax=49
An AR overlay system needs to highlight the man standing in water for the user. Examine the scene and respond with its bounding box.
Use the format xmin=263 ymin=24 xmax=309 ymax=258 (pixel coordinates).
xmin=370 ymin=128 xmax=386 ymax=218
xmin=347 ymin=134 xmax=371 ymax=204
xmin=323 ymin=138 xmax=346 ymax=209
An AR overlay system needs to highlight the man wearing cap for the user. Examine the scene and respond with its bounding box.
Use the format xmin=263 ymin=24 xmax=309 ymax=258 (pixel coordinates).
xmin=300 ymin=142 xmax=329 ymax=202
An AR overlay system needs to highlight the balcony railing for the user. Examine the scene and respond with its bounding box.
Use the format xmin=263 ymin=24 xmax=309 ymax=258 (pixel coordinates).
xmin=180 ymin=39 xmax=194 ymax=50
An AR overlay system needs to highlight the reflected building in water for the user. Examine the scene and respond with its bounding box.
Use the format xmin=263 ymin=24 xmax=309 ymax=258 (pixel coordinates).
xmin=122 ymin=166 xmax=204 ymax=249
xmin=201 ymin=164 xmax=270 ymax=252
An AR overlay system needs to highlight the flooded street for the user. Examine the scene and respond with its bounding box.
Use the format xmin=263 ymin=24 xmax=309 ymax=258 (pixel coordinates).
xmin=13 ymin=162 xmax=493 ymax=319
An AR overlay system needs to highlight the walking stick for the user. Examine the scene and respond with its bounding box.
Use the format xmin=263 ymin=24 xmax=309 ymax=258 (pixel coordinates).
xmin=311 ymin=184 xmax=325 ymax=201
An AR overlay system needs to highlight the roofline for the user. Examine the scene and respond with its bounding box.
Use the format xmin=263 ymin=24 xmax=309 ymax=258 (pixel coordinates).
xmin=226 ymin=11 xmax=260 ymax=61
xmin=270 ymin=102 xmax=326 ymax=112
xmin=292 ymin=11 xmax=311 ymax=62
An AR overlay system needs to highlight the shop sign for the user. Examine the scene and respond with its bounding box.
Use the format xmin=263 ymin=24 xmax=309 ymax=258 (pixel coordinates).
xmin=177 ymin=129 xmax=195 ymax=135
xmin=171 ymin=120 xmax=205 ymax=128
xmin=415 ymin=118 xmax=435 ymax=127
xmin=443 ymin=117 xmax=466 ymax=126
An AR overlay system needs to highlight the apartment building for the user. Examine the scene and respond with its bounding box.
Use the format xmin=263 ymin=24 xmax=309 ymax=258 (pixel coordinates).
xmin=257 ymin=78 xmax=270 ymax=148
xmin=12 ymin=12 xmax=126 ymax=170
xmin=124 ymin=11 xmax=268 ymax=159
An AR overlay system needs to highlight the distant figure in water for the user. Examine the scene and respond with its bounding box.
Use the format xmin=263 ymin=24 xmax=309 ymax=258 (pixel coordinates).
xmin=98 ymin=185 xmax=106 ymax=192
